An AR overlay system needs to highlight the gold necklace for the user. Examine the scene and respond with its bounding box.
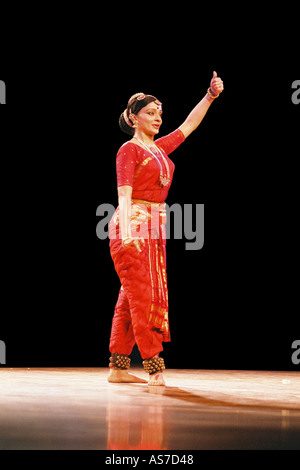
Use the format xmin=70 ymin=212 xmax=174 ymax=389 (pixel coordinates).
xmin=134 ymin=137 xmax=171 ymax=187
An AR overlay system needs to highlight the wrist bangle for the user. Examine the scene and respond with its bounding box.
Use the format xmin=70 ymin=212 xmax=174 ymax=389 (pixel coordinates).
xmin=207 ymin=87 xmax=219 ymax=99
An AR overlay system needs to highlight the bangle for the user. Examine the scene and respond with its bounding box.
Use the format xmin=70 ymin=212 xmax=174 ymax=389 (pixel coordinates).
xmin=207 ymin=87 xmax=219 ymax=99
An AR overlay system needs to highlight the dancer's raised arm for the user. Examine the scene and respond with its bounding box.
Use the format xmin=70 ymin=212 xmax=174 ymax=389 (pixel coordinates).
xmin=179 ymin=71 xmax=224 ymax=138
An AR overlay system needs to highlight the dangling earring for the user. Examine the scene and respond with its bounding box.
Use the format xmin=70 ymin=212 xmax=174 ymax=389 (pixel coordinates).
xmin=129 ymin=112 xmax=138 ymax=129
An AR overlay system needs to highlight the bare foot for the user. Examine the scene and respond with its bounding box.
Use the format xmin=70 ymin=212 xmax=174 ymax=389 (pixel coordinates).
xmin=148 ymin=372 xmax=166 ymax=386
xmin=107 ymin=369 xmax=148 ymax=384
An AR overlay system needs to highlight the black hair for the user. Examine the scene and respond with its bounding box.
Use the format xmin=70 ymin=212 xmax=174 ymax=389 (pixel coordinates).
xmin=119 ymin=93 xmax=158 ymax=135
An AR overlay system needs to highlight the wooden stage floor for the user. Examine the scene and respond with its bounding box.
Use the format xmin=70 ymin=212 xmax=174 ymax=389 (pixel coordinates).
xmin=0 ymin=368 xmax=299 ymax=450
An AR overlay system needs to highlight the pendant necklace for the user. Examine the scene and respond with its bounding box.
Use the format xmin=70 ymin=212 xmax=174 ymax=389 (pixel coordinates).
xmin=134 ymin=137 xmax=170 ymax=187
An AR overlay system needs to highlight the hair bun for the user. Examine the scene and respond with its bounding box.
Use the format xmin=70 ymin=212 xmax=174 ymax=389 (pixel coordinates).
xmin=119 ymin=111 xmax=134 ymax=136
xmin=123 ymin=108 xmax=133 ymax=127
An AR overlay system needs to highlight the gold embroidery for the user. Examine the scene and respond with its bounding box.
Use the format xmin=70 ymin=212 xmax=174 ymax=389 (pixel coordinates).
xmin=156 ymin=243 xmax=164 ymax=304
xmin=146 ymin=238 xmax=169 ymax=332
xmin=148 ymin=240 xmax=155 ymax=307
xmin=133 ymin=157 xmax=153 ymax=182
xmin=160 ymin=249 xmax=168 ymax=303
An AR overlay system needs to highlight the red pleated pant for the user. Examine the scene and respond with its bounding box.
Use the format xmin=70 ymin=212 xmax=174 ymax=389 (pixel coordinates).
xmin=109 ymin=202 xmax=170 ymax=361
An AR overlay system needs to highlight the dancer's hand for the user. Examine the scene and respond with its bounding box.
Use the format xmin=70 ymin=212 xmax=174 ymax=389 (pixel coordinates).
xmin=210 ymin=71 xmax=224 ymax=96
xmin=122 ymin=236 xmax=145 ymax=253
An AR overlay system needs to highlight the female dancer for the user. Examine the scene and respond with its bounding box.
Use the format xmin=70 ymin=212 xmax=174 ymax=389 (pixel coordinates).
xmin=108 ymin=72 xmax=224 ymax=385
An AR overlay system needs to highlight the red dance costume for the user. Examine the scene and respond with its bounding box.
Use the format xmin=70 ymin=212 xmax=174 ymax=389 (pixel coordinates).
xmin=109 ymin=129 xmax=185 ymax=360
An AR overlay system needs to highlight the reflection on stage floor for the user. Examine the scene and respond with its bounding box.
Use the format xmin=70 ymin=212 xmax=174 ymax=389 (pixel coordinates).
xmin=0 ymin=368 xmax=299 ymax=449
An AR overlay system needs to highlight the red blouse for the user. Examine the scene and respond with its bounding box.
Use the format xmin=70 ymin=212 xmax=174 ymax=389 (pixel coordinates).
xmin=116 ymin=129 xmax=185 ymax=203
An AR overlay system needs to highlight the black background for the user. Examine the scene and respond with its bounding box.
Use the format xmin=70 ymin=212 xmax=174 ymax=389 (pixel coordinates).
xmin=1 ymin=12 xmax=299 ymax=371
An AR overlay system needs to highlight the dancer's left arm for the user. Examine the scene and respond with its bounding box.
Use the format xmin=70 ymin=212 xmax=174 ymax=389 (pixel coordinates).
xmin=179 ymin=71 xmax=224 ymax=139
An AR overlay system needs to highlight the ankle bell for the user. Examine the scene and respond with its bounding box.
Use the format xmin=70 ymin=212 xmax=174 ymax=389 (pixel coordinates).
xmin=143 ymin=356 xmax=165 ymax=375
xmin=109 ymin=353 xmax=131 ymax=370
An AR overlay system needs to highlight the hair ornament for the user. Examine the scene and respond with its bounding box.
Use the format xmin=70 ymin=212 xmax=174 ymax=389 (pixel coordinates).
xmin=155 ymin=100 xmax=162 ymax=111
xmin=123 ymin=108 xmax=133 ymax=127
xmin=129 ymin=92 xmax=146 ymax=102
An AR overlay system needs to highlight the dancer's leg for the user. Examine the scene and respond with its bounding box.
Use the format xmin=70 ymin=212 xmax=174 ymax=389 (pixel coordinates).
xmin=108 ymin=287 xmax=147 ymax=383
xmin=109 ymin=287 xmax=135 ymax=356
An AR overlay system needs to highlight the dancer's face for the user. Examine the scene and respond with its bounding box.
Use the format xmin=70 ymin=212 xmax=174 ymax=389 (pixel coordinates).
xmin=132 ymin=101 xmax=163 ymax=136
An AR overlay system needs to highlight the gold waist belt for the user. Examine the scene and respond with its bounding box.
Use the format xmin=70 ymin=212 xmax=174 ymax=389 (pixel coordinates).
xmin=132 ymin=198 xmax=166 ymax=209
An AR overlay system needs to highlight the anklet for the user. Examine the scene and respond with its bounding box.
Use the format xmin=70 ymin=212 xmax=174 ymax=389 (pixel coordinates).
xmin=143 ymin=356 xmax=165 ymax=375
xmin=109 ymin=353 xmax=131 ymax=370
